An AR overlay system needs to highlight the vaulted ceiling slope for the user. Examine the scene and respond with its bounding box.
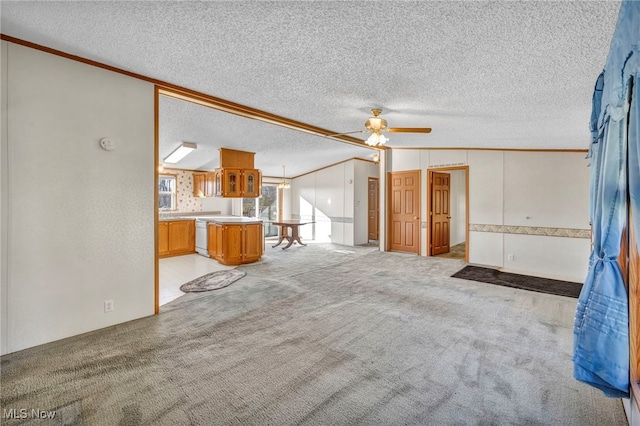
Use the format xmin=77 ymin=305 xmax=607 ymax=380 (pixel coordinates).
xmin=1 ymin=1 xmax=621 ymax=176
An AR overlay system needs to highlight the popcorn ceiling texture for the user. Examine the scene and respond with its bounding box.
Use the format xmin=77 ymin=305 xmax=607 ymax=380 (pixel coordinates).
xmin=0 ymin=1 xmax=622 ymax=176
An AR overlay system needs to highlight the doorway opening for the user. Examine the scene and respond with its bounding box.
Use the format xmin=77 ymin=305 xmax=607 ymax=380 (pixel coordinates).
xmin=427 ymin=166 xmax=469 ymax=262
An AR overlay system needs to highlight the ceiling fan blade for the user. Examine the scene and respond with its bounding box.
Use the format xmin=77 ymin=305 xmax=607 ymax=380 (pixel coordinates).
xmin=324 ymin=130 xmax=365 ymax=137
xmin=387 ymin=127 xmax=432 ymax=133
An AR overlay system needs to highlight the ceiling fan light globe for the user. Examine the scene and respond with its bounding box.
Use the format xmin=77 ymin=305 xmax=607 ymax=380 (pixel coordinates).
xmin=365 ymin=117 xmax=387 ymax=131
xmin=366 ymin=133 xmax=388 ymax=146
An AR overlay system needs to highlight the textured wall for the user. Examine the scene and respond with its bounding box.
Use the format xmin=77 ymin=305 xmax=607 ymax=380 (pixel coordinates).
xmin=3 ymin=43 xmax=155 ymax=354
xmin=390 ymin=148 xmax=590 ymax=282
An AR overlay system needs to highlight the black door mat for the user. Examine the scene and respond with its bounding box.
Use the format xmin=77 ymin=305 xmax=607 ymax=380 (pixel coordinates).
xmin=451 ymin=265 xmax=582 ymax=298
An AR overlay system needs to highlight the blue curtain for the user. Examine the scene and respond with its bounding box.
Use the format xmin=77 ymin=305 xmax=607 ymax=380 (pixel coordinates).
xmin=573 ymin=0 xmax=640 ymax=399
xmin=573 ymin=73 xmax=629 ymax=399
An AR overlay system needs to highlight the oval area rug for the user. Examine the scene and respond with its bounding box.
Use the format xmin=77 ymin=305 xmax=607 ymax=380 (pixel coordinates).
xmin=180 ymin=269 xmax=247 ymax=293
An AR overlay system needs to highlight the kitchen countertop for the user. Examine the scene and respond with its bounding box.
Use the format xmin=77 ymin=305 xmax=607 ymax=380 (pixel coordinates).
xmin=159 ymin=216 xmax=262 ymax=224
xmin=204 ymin=217 xmax=263 ymax=224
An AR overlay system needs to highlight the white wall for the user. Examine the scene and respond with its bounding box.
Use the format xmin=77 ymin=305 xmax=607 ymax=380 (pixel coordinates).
xmin=354 ymin=160 xmax=380 ymax=245
xmin=500 ymin=151 xmax=590 ymax=280
xmin=201 ymin=196 xmax=233 ymax=215
xmin=449 ymin=169 xmax=467 ymax=246
xmin=290 ymin=159 xmax=378 ymax=245
xmin=468 ymin=150 xmax=504 ymax=267
xmin=390 ymin=148 xmax=591 ymax=282
xmin=1 ymin=42 xmax=155 ymax=354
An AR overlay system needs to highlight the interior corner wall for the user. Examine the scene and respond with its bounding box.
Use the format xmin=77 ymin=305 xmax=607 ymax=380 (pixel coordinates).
xmin=290 ymin=159 xmax=378 ymax=246
xmin=449 ymin=169 xmax=467 ymax=246
xmin=354 ymin=160 xmax=380 ymax=245
xmin=389 ymin=148 xmax=591 ymax=282
xmin=3 ymin=42 xmax=155 ymax=354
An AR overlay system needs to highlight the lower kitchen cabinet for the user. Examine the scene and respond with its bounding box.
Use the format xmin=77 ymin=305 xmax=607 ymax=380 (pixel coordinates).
xmin=159 ymin=220 xmax=195 ymax=258
xmin=208 ymin=221 xmax=263 ymax=265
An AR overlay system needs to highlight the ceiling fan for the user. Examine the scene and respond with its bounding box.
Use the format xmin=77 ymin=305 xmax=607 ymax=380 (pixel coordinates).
xmin=330 ymin=109 xmax=432 ymax=147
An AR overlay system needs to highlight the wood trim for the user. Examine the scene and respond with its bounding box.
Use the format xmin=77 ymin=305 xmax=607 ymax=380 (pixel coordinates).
xmin=158 ymin=87 xmax=369 ymax=148
xmin=154 ymin=87 xmax=160 ymax=315
xmin=0 ymin=34 xmax=375 ymax=150
xmin=2 ymin=35 xmax=587 ymax=155
xmin=293 ymin=157 xmax=378 ymax=180
xmin=630 ymin=217 xmax=640 ymax=407
xmin=390 ymin=146 xmax=588 ymax=153
xmin=427 ymin=166 xmax=469 ymax=262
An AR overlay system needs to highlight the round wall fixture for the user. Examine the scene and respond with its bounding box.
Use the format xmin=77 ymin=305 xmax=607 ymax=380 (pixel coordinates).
xmin=99 ymin=137 xmax=117 ymax=151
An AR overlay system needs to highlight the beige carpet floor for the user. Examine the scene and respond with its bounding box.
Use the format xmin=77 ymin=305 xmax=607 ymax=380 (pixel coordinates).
xmin=0 ymin=243 xmax=628 ymax=425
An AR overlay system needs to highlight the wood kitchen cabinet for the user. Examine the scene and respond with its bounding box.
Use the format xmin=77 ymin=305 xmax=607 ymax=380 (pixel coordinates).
xmin=193 ymin=148 xmax=262 ymax=198
xmin=204 ymin=172 xmax=216 ymax=197
xmin=214 ymin=168 xmax=262 ymax=198
xmin=207 ymin=221 xmax=263 ymax=265
xmin=243 ymin=169 xmax=261 ymax=198
xmin=193 ymin=173 xmax=206 ymax=198
xmin=158 ymin=220 xmax=195 ymax=258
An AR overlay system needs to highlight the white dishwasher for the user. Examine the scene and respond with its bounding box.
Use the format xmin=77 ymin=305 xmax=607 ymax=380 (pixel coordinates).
xmin=195 ymin=219 xmax=210 ymax=257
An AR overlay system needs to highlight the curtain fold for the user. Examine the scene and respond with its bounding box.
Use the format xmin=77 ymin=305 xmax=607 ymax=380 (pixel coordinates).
xmin=573 ymin=73 xmax=630 ymax=399
xmin=573 ymin=0 xmax=640 ymax=399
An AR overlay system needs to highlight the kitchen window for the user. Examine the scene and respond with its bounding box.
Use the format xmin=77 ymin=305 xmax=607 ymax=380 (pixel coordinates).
xmin=158 ymin=174 xmax=177 ymax=210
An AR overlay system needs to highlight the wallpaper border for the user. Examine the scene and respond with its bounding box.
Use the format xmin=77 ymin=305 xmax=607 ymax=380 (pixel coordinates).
xmin=469 ymin=224 xmax=590 ymax=239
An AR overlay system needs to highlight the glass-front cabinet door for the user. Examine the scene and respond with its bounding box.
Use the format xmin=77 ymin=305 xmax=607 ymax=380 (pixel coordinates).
xmin=223 ymin=169 xmax=242 ymax=197
xmin=214 ymin=169 xmax=222 ymax=197
xmin=243 ymin=169 xmax=262 ymax=198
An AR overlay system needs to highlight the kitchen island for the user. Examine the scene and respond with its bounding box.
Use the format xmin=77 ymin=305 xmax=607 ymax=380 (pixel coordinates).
xmin=207 ymin=217 xmax=263 ymax=265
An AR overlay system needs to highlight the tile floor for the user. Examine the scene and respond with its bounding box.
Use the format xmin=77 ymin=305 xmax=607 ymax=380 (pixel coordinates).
xmin=159 ymin=237 xmax=356 ymax=306
xmin=159 ymin=254 xmax=234 ymax=306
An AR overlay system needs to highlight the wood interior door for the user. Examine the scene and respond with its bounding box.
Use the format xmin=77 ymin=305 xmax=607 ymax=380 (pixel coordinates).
xmin=430 ymin=171 xmax=451 ymax=255
xmin=388 ymin=171 xmax=420 ymax=254
xmin=368 ymin=177 xmax=379 ymax=240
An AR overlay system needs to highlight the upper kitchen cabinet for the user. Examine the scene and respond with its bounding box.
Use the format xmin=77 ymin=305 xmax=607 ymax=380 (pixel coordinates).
xmin=193 ymin=173 xmax=205 ymax=198
xmin=214 ymin=168 xmax=261 ymax=198
xmin=214 ymin=148 xmax=262 ymax=198
xmin=192 ymin=148 xmax=261 ymax=198
xmin=243 ymin=169 xmax=261 ymax=197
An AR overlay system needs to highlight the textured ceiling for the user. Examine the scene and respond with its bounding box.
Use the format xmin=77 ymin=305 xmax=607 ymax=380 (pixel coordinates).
xmin=1 ymin=1 xmax=621 ymax=176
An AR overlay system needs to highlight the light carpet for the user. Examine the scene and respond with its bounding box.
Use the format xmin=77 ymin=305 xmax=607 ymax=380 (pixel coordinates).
xmin=0 ymin=244 xmax=627 ymax=425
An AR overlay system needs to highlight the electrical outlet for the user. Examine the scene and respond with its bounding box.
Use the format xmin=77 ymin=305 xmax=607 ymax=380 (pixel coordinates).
xmin=507 ymin=254 xmax=515 ymax=261
xmin=104 ymin=300 xmax=114 ymax=313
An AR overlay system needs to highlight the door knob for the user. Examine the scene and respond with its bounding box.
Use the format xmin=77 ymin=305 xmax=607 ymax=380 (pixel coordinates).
xmin=414 ymin=216 xmax=419 ymax=220
xmin=447 ymin=216 xmax=452 ymax=219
